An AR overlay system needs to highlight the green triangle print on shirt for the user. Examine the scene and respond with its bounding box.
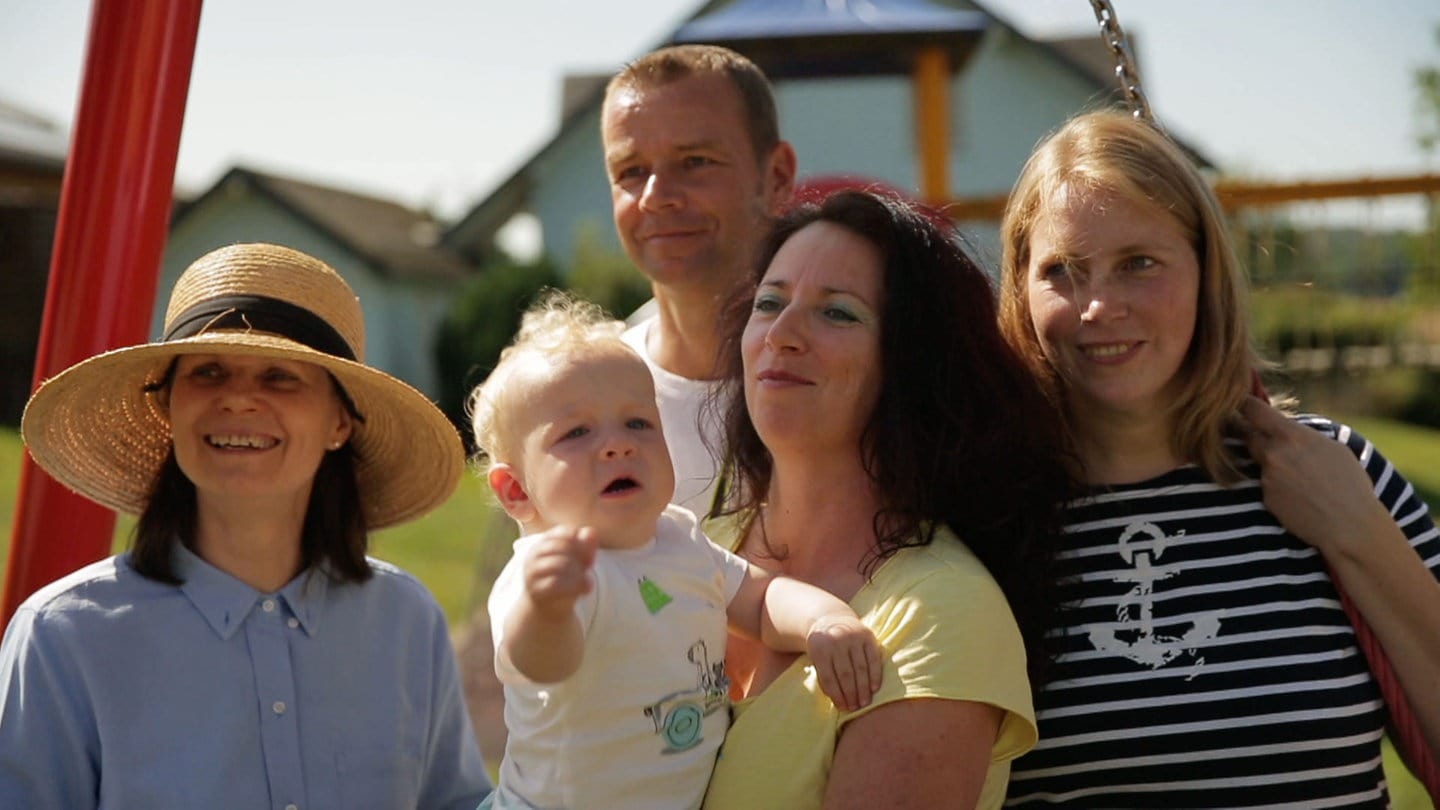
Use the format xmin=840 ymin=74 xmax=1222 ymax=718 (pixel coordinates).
xmin=638 ymin=576 xmax=673 ymax=614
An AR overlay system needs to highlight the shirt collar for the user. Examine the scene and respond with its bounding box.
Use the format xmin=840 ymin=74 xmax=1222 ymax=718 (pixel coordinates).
xmin=175 ymin=545 xmax=328 ymax=639
xmin=278 ymin=566 xmax=328 ymax=636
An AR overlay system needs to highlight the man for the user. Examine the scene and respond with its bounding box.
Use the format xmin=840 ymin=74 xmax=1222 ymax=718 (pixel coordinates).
xmin=601 ymin=44 xmax=797 ymax=516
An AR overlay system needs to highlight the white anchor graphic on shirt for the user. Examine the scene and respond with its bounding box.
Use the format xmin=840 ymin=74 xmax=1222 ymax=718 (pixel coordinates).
xmin=1087 ymin=521 xmax=1223 ymax=671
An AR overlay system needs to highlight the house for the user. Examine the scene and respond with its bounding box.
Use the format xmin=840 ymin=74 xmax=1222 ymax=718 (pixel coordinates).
xmin=0 ymin=99 xmax=66 ymax=425
xmin=157 ymin=167 xmax=479 ymax=400
xmin=444 ymin=0 xmax=1143 ymax=271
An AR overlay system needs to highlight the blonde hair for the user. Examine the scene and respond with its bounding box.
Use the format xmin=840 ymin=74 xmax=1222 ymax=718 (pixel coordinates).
xmin=466 ymin=291 xmax=629 ymax=467
xmin=998 ymin=110 xmax=1260 ymax=484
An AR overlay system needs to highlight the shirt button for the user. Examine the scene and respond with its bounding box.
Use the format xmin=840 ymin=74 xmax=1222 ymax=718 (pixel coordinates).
xmin=262 ymin=599 xmax=276 ymax=612
xmin=287 ymin=618 xmax=299 ymax=629
xmin=273 ymin=701 xmax=287 ymax=715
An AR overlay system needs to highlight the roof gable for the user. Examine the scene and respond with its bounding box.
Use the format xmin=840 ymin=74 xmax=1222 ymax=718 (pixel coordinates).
xmin=177 ymin=167 xmax=476 ymax=282
xmin=0 ymin=97 xmax=68 ymax=172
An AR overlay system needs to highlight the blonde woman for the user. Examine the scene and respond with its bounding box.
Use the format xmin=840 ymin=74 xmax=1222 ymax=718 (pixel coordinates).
xmin=998 ymin=110 xmax=1440 ymax=807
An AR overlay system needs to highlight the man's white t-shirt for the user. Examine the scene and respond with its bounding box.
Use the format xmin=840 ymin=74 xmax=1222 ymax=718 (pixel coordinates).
xmin=622 ymin=318 xmax=725 ymax=517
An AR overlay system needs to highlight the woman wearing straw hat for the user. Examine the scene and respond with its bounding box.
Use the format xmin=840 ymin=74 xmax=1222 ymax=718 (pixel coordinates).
xmin=0 ymin=244 xmax=492 ymax=809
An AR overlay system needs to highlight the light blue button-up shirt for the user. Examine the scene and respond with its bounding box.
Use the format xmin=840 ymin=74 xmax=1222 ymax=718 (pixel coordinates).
xmin=0 ymin=546 xmax=492 ymax=809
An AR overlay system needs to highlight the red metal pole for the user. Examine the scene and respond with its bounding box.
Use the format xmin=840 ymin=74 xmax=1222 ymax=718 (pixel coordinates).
xmin=3 ymin=0 xmax=203 ymax=623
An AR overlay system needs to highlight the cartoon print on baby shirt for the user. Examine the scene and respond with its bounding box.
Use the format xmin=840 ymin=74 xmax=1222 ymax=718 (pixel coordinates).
xmin=643 ymin=639 xmax=730 ymax=753
xmin=1087 ymin=521 xmax=1224 ymax=674
xmin=637 ymin=575 xmax=673 ymax=614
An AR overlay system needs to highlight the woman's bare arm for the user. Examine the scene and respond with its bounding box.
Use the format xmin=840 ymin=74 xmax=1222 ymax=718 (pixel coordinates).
xmin=822 ymin=698 xmax=1002 ymax=809
xmin=1242 ymin=398 xmax=1440 ymax=761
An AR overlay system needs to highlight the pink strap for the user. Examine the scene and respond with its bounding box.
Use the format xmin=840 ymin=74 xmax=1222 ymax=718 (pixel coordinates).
xmin=1332 ymin=572 xmax=1440 ymax=800
xmin=1251 ymin=371 xmax=1437 ymax=798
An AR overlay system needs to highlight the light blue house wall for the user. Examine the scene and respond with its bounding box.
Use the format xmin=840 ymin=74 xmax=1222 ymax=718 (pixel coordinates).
xmin=517 ymin=24 xmax=1108 ymax=273
xmin=953 ymin=27 xmax=1110 ymax=191
xmin=155 ymin=185 xmax=452 ymax=399
xmin=524 ymin=105 xmax=615 ymax=269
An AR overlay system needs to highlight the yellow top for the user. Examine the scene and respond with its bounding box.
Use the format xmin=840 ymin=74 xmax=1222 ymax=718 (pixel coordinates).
xmin=701 ymin=524 xmax=1036 ymax=810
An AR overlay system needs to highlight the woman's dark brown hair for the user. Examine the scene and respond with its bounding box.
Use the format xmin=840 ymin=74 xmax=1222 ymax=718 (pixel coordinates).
xmin=713 ymin=189 xmax=1077 ymax=688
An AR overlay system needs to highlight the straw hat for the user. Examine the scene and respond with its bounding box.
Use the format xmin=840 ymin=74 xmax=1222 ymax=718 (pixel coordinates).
xmin=20 ymin=243 xmax=464 ymax=529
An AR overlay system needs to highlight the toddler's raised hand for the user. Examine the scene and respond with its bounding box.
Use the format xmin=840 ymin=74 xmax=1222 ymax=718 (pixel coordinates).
xmin=806 ymin=614 xmax=883 ymax=713
xmin=523 ymin=526 xmax=599 ymax=620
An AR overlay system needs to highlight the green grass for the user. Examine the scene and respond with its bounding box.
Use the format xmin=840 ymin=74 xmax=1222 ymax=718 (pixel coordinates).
xmin=369 ymin=472 xmax=514 ymax=621
xmin=0 ymin=430 xmax=21 ymax=534
xmin=1335 ymin=413 xmax=1440 ymax=508
xmin=4 ymin=414 xmax=1439 ymax=624
xmin=0 ymin=427 xmax=510 ymax=625
xmin=5 ymin=413 xmax=1440 ymax=623
xmin=1386 ymin=733 xmax=1435 ymax=810
xmin=1 ymin=422 xmax=1437 ymax=804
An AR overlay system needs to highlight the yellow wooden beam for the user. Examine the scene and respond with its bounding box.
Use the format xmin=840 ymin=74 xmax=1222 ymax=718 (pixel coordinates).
xmin=913 ymin=47 xmax=950 ymax=206
xmin=1211 ymin=174 xmax=1440 ymax=208
xmin=941 ymin=173 xmax=1440 ymax=222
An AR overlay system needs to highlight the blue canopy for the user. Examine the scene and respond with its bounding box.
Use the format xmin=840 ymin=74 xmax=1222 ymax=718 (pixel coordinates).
xmin=671 ymin=0 xmax=988 ymax=78
xmin=675 ymin=0 xmax=987 ymax=41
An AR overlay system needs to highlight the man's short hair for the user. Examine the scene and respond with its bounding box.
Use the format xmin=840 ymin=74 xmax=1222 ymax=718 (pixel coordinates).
xmin=606 ymin=44 xmax=780 ymax=164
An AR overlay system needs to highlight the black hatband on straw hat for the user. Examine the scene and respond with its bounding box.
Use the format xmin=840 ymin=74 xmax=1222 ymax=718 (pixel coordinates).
xmin=163 ymin=294 xmax=357 ymax=361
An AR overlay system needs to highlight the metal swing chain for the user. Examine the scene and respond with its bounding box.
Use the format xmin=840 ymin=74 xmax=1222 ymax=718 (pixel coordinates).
xmin=1087 ymin=0 xmax=1156 ymax=125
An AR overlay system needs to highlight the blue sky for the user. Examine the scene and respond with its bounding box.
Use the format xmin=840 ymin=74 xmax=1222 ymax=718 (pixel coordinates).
xmin=1 ymin=0 xmax=1436 ymax=221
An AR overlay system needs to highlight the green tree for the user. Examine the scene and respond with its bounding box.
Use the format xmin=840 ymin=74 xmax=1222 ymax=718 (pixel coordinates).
xmin=1416 ymin=25 xmax=1440 ymax=158
xmin=1414 ymin=25 xmax=1440 ymax=301
xmin=432 ymin=255 xmax=561 ymax=435
xmin=1237 ymin=213 xmax=1303 ymax=287
xmin=564 ymin=223 xmax=652 ymax=320
xmin=431 ymin=226 xmax=653 ymax=444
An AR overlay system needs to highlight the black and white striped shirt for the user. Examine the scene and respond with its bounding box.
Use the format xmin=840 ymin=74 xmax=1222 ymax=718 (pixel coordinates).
xmin=1006 ymin=416 xmax=1439 ymax=808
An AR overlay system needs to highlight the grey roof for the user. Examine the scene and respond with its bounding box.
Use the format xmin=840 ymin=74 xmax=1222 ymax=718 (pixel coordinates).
xmin=0 ymin=98 xmax=68 ymax=171
xmin=179 ymin=167 xmax=477 ymax=282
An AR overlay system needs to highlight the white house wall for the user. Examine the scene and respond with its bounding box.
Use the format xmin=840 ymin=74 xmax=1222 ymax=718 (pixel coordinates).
xmin=156 ymin=189 xmax=449 ymax=399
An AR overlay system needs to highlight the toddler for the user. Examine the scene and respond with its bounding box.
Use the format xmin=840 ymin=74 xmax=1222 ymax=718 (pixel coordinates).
xmin=471 ymin=293 xmax=882 ymax=809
